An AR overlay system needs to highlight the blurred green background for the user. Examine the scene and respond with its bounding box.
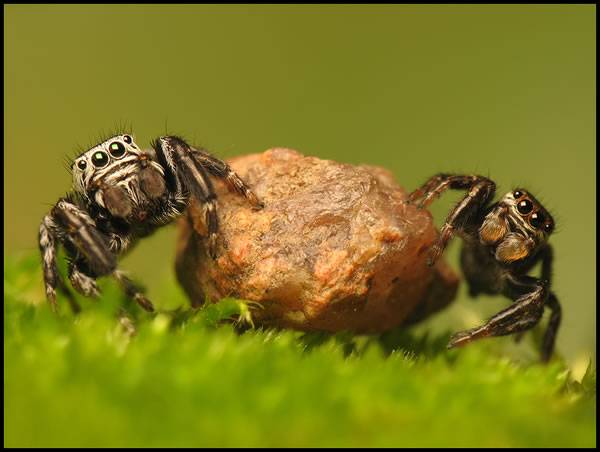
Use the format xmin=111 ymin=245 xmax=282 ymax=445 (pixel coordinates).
xmin=4 ymin=4 xmax=595 ymax=365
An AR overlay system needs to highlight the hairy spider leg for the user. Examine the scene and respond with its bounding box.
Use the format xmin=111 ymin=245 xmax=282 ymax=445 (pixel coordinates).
xmin=408 ymin=174 xmax=496 ymax=266
xmin=190 ymin=147 xmax=264 ymax=209
xmin=67 ymin=260 xmax=100 ymax=298
xmin=538 ymin=245 xmax=561 ymax=361
xmin=113 ymin=270 xmax=154 ymax=312
xmin=51 ymin=199 xmax=117 ymax=274
xmin=448 ymin=271 xmax=559 ymax=362
xmin=508 ymin=244 xmax=561 ymax=359
xmin=43 ymin=199 xmax=155 ymax=312
xmin=542 ymin=293 xmax=561 ymax=362
xmin=39 ymin=215 xmax=62 ymax=306
xmin=38 ymin=215 xmax=81 ymax=313
xmin=447 ymin=275 xmax=547 ymax=347
xmin=153 ymin=137 xmax=220 ymax=259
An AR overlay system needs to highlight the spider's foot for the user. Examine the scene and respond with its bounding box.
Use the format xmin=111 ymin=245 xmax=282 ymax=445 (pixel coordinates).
xmin=208 ymin=234 xmax=218 ymax=260
xmin=447 ymin=331 xmax=474 ymax=349
xmin=406 ymin=190 xmax=422 ymax=205
xmin=425 ymin=246 xmax=443 ymax=267
xmin=447 ymin=326 xmax=488 ymax=349
xmin=134 ymin=294 xmax=155 ymax=312
xmin=47 ymin=295 xmax=59 ymax=314
xmin=248 ymin=192 xmax=264 ymax=210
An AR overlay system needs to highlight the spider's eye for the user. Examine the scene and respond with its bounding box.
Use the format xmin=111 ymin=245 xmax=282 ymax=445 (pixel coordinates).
xmin=91 ymin=151 xmax=109 ymax=168
xmin=123 ymin=135 xmax=132 ymax=144
xmin=513 ymin=190 xmax=523 ymax=199
xmin=543 ymin=223 xmax=554 ymax=234
xmin=516 ymin=199 xmax=533 ymax=215
xmin=77 ymin=160 xmax=87 ymax=170
xmin=108 ymin=142 xmax=126 ymax=158
xmin=529 ymin=211 xmax=545 ymax=229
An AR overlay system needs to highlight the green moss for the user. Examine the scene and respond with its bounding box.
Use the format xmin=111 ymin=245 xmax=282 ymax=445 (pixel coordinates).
xmin=4 ymin=254 xmax=596 ymax=447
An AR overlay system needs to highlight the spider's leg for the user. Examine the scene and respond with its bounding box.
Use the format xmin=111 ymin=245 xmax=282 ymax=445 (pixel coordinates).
xmin=407 ymin=173 xmax=450 ymax=205
xmin=56 ymin=277 xmax=81 ymax=314
xmin=153 ymin=136 xmax=221 ymax=258
xmin=191 ymin=147 xmax=263 ymax=208
xmin=68 ymin=260 xmax=100 ymax=298
xmin=541 ymin=293 xmax=561 ymax=362
xmin=49 ymin=199 xmax=152 ymax=311
xmin=539 ymin=245 xmax=561 ymax=362
xmin=39 ymin=214 xmax=80 ymax=312
xmin=448 ymin=275 xmax=547 ymax=351
xmin=68 ymin=233 xmax=154 ymax=312
xmin=408 ymin=174 xmax=495 ymax=210
xmin=408 ymin=175 xmax=496 ymax=266
xmin=113 ymin=270 xmax=154 ymax=312
xmin=39 ymin=215 xmax=61 ymax=309
xmin=51 ymin=199 xmax=116 ymax=276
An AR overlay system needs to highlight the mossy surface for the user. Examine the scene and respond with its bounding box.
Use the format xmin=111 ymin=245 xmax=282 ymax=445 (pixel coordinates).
xmin=4 ymin=254 xmax=596 ymax=447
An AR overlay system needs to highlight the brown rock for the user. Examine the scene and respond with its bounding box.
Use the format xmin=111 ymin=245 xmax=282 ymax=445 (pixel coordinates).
xmin=175 ymin=148 xmax=459 ymax=333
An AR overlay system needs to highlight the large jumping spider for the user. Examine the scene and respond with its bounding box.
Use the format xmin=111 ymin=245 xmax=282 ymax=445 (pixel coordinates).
xmin=39 ymin=133 xmax=262 ymax=312
xmin=408 ymin=174 xmax=560 ymax=362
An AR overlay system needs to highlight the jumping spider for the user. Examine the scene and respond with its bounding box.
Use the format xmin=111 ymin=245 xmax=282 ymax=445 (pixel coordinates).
xmin=408 ymin=174 xmax=560 ymax=362
xmin=39 ymin=133 xmax=262 ymax=312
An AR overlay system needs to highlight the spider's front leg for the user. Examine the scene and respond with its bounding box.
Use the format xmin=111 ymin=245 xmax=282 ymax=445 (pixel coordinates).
xmin=505 ymin=244 xmax=561 ymax=359
xmin=153 ymin=136 xmax=263 ymax=258
xmin=448 ymin=275 xmax=547 ymax=348
xmin=407 ymin=174 xmax=496 ymax=266
xmin=39 ymin=214 xmax=81 ymax=313
xmin=41 ymin=199 xmax=154 ymax=312
xmin=448 ymin=270 xmax=561 ymax=362
xmin=39 ymin=199 xmax=114 ymax=311
xmin=190 ymin=146 xmax=264 ymax=209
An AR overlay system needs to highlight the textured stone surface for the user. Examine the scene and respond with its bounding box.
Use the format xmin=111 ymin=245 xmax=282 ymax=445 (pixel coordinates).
xmin=175 ymin=148 xmax=459 ymax=333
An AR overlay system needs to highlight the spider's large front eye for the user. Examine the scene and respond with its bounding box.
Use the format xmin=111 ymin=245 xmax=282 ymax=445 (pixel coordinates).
xmin=529 ymin=211 xmax=545 ymax=229
xmin=77 ymin=160 xmax=87 ymax=170
xmin=516 ymin=199 xmax=533 ymax=215
xmin=92 ymin=151 xmax=109 ymax=168
xmin=109 ymin=142 xmax=126 ymax=158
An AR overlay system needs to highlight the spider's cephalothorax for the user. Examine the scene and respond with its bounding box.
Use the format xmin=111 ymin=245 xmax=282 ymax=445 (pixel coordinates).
xmin=39 ymin=133 xmax=263 ymax=312
xmin=407 ymin=174 xmax=560 ymax=362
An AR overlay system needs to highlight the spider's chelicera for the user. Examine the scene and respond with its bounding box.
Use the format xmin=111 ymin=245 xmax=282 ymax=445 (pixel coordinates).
xmin=39 ymin=134 xmax=262 ymax=312
xmin=408 ymin=174 xmax=560 ymax=362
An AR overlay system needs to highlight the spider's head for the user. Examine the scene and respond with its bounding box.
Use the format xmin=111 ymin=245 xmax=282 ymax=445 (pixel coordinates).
xmin=504 ymin=189 xmax=555 ymax=237
xmin=479 ymin=189 xmax=555 ymax=264
xmin=71 ymin=134 xmax=143 ymax=193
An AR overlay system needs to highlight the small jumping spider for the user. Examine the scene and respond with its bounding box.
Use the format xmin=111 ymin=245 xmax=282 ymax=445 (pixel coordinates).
xmin=407 ymin=174 xmax=560 ymax=362
xmin=39 ymin=133 xmax=262 ymax=312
